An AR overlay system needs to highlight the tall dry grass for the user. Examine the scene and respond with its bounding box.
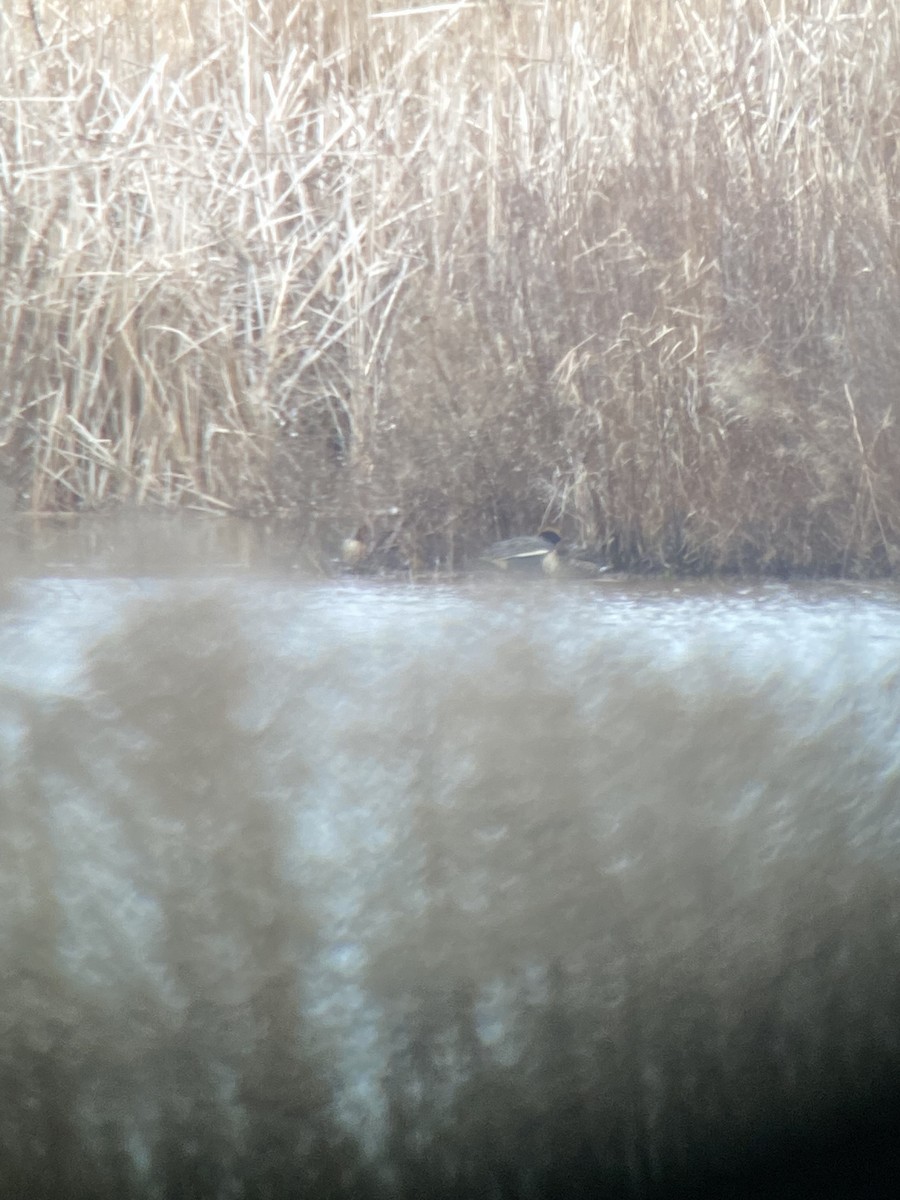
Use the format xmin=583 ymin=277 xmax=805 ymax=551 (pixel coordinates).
xmin=2 ymin=0 xmax=900 ymax=572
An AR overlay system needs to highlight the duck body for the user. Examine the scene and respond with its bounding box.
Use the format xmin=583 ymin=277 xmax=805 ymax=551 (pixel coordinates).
xmin=554 ymin=556 xmax=618 ymax=580
xmin=340 ymin=528 xmax=369 ymax=568
xmin=340 ymin=526 xmax=413 ymax=575
xmin=481 ymin=529 xmax=562 ymax=574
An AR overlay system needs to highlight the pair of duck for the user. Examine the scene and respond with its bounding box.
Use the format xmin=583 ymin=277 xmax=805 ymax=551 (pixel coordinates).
xmin=341 ymin=526 xmax=607 ymax=576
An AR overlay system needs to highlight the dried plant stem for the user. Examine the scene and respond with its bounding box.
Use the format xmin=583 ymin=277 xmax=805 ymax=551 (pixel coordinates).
xmin=1 ymin=1 xmax=899 ymax=575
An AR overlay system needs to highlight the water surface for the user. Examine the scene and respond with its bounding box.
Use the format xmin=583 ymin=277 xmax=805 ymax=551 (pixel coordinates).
xmin=1 ymin=519 xmax=899 ymax=1198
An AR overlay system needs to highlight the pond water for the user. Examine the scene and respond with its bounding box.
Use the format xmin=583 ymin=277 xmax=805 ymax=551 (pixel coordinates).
xmin=1 ymin=517 xmax=899 ymax=1198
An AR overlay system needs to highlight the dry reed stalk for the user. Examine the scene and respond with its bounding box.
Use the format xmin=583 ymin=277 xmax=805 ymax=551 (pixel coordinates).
xmin=1 ymin=1 xmax=899 ymax=572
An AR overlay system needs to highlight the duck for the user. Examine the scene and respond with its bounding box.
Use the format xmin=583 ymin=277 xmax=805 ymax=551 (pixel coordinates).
xmin=481 ymin=529 xmax=563 ymax=574
xmin=340 ymin=527 xmax=369 ymax=568
xmin=555 ymin=555 xmax=616 ymax=579
xmin=340 ymin=524 xmax=414 ymax=575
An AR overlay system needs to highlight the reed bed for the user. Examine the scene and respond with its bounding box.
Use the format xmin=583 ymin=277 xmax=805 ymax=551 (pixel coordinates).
xmin=2 ymin=0 xmax=900 ymax=573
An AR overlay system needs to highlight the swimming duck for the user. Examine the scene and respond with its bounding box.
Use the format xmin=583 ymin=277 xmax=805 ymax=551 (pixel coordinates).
xmin=340 ymin=527 xmax=369 ymax=568
xmin=555 ymin=555 xmax=615 ymax=579
xmin=340 ymin=524 xmax=414 ymax=575
xmin=482 ymin=529 xmax=562 ymax=574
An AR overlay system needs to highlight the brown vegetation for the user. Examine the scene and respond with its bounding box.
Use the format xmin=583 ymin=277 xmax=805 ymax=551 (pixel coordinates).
xmin=2 ymin=0 xmax=900 ymax=573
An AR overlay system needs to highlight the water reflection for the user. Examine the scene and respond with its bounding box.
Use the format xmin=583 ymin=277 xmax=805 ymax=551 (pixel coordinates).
xmin=1 ymin=527 xmax=900 ymax=1197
